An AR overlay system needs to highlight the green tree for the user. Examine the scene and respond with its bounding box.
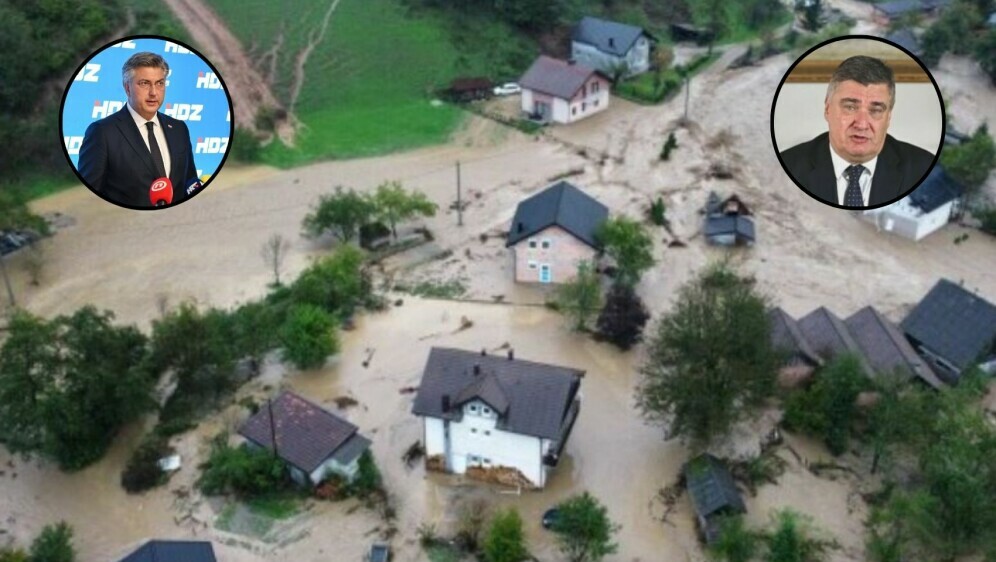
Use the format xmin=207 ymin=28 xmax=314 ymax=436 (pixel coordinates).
xmin=0 ymin=307 xmax=155 ymax=469
xmin=302 ymin=186 xmax=376 ymax=243
xmin=0 ymin=548 xmax=28 ymax=562
xmin=279 ymin=304 xmax=339 ymax=370
xmin=977 ymin=28 xmax=996 ymax=85
xmin=150 ymin=303 xmax=238 ymax=398
xmin=659 ymin=132 xmax=678 ymax=161
xmin=596 ymin=217 xmax=655 ymax=287
xmin=555 ymin=261 xmax=603 ymax=331
xmin=371 ymin=181 xmax=437 ymax=240
xmin=29 ymin=522 xmax=75 ymax=562
xmin=197 ymin=435 xmax=288 ymax=497
xmin=784 ymin=354 xmax=868 ymax=455
xmin=864 ymin=375 xmax=928 ymax=474
xmin=595 ymin=283 xmax=650 ymax=350
xmin=637 ymin=264 xmax=776 ymax=447
xmin=230 ymin=300 xmax=281 ymax=366
xmin=940 ymin=124 xmax=996 ymax=195
xmin=711 ymin=515 xmax=761 ymax=562
xmin=552 ymin=492 xmax=619 ymax=562
xmin=289 ymin=245 xmax=368 ymax=316
xmin=921 ymin=2 xmax=983 ymax=65
xmin=802 ymin=0 xmax=823 ymax=32
xmin=348 ymin=449 xmax=382 ymax=498
xmin=764 ymin=510 xmax=829 ymax=562
xmin=484 ymin=508 xmax=529 ymax=562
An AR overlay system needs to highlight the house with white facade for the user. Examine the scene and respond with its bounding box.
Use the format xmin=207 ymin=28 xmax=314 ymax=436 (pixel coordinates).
xmin=238 ymin=391 xmax=371 ymax=487
xmin=860 ymin=165 xmax=964 ymax=241
xmin=506 ymin=181 xmax=608 ymax=284
xmin=519 ymin=56 xmax=610 ymax=125
xmin=571 ymin=16 xmax=654 ymax=77
xmin=412 ymin=347 xmax=583 ymax=489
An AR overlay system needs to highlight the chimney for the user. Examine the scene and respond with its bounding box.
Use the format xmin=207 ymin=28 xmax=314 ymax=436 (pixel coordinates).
xmin=481 ymin=348 xmax=487 ymax=356
xmin=441 ymin=394 xmax=451 ymax=412
xmin=608 ymin=37 xmax=615 ymax=48
xmin=517 ymin=222 xmax=524 ymax=232
xmin=507 ymin=349 xmax=514 ymax=361
xmin=473 ymin=363 xmax=481 ymax=375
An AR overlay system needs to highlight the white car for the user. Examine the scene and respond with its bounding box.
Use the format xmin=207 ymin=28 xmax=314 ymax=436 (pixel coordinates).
xmin=493 ymin=82 xmax=521 ymax=96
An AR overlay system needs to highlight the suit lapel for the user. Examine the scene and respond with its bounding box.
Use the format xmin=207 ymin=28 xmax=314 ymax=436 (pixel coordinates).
xmin=110 ymin=108 xmax=158 ymax=177
xmin=161 ymin=114 xmax=186 ymax=185
xmin=870 ymin=137 xmax=902 ymax=205
xmin=807 ymin=134 xmax=838 ymax=204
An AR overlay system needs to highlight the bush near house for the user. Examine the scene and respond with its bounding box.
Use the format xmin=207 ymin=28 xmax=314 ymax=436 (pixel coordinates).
xmin=197 ymin=434 xmax=290 ymax=497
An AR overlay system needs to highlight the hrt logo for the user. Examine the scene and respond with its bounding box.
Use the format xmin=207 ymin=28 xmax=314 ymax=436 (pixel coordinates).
xmin=196 ymin=71 xmax=222 ymax=89
xmin=164 ymin=103 xmax=203 ymax=121
xmin=164 ymin=42 xmax=191 ymax=54
xmin=74 ymin=63 xmax=100 ymax=83
xmin=112 ymin=40 xmax=136 ymax=49
xmin=92 ymin=100 xmax=124 ymax=119
xmin=64 ymin=136 xmax=84 ymax=155
xmin=196 ymin=137 xmax=229 ymax=154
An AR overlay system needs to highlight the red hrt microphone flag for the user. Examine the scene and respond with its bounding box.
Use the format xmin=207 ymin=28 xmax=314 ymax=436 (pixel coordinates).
xmin=150 ymin=177 xmax=173 ymax=207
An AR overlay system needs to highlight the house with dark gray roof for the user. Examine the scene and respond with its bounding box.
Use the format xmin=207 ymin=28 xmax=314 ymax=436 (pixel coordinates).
xmin=519 ymin=55 xmax=610 ymax=124
xmin=860 ymin=166 xmax=964 ymax=241
xmin=412 ymin=347 xmax=583 ymax=488
xmin=704 ymin=192 xmax=756 ymax=247
xmin=771 ymin=305 xmax=945 ymax=388
xmin=118 ymin=540 xmax=216 ymax=562
xmin=872 ymin=0 xmax=948 ymax=24
xmin=845 ymin=306 xmax=945 ymax=389
xmin=571 ymin=16 xmax=655 ymax=77
xmin=506 ymin=181 xmax=608 ymax=284
xmin=885 ymin=28 xmax=921 ymax=56
xmin=683 ymin=454 xmax=746 ymax=545
xmin=902 ymin=279 xmax=996 ymax=382
xmin=239 ymin=391 xmax=371 ymax=487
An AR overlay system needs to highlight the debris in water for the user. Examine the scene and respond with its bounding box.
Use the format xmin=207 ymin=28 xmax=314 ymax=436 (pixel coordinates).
xmin=334 ymin=396 xmax=359 ymax=409
xmin=668 ymin=240 xmax=687 ymax=248
xmin=452 ymin=316 xmax=474 ymax=334
xmin=362 ymin=348 xmax=375 ymax=368
xmin=491 ymin=295 xmax=505 ymax=303
xmin=394 ymin=299 xmax=404 ymax=307
xmin=399 ymin=386 xmax=418 ymax=395
xmin=402 ymin=441 xmax=425 ymax=468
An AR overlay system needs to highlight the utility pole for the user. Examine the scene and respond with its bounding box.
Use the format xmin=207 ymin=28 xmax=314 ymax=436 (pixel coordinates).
xmin=268 ymin=398 xmax=279 ymax=459
xmin=456 ymin=160 xmax=463 ymax=227
xmin=0 ymin=257 xmax=14 ymax=308
xmin=684 ymin=75 xmax=691 ymax=122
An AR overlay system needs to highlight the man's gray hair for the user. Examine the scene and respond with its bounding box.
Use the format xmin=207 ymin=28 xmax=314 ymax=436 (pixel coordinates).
xmin=122 ymin=52 xmax=170 ymax=84
xmin=825 ymin=55 xmax=895 ymax=108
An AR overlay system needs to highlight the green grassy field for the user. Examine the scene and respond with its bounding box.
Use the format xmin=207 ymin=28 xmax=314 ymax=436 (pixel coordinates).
xmin=208 ymin=0 xmax=499 ymax=167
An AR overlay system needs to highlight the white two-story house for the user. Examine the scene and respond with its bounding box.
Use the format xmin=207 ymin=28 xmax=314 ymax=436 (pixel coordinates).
xmin=519 ymin=55 xmax=611 ymax=125
xmin=571 ymin=16 xmax=655 ymax=77
xmin=412 ymin=347 xmax=583 ymax=489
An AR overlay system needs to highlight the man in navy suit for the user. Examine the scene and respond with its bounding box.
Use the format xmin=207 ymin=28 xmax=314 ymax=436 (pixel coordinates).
xmin=779 ymin=56 xmax=935 ymax=209
xmin=78 ymin=52 xmax=197 ymax=209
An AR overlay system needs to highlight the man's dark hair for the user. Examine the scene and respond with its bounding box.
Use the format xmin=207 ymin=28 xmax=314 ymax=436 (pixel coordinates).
xmin=826 ymin=55 xmax=895 ymax=108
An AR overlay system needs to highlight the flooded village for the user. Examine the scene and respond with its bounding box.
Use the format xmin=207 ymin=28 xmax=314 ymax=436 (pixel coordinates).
xmin=2 ymin=0 xmax=996 ymax=561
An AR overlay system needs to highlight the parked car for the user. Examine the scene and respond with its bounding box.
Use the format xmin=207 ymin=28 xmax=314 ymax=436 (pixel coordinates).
xmin=541 ymin=507 xmax=561 ymax=530
xmin=493 ymin=82 xmax=521 ymax=96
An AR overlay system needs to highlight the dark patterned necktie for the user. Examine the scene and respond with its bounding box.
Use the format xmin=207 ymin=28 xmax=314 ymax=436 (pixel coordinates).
xmin=146 ymin=121 xmax=167 ymax=178
xmin=844 ymin=164 xmax=866 ymax=207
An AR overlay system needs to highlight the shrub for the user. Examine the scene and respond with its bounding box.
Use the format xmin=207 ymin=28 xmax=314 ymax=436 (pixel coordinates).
xmin=121 ymin=434 xmax=171 ymax=493
xmin=29 ymin=522 xmax=75 ymax=562
xmin=348 ymin=450 xmax=382 ymax=498
xmin=197 ymin=435 xmax=288 ymax=497
xmin=660 ymin=132 xmax=678 ymax=161
xmin=484 ymin=508 xmax=529 ymax=562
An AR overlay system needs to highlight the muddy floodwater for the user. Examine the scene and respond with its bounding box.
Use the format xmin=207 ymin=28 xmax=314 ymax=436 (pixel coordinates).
xmin=1 ymin=298 xmax=875 ymax=561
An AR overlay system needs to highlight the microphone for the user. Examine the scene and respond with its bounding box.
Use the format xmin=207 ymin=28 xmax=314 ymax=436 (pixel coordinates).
xmin=185 ymin=177 xmax=203 ymax=196
xmin=149 ymin=177 xmax=173 ymax=207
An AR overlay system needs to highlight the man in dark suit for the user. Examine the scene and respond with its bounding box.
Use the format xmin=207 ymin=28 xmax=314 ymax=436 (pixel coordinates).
xmin=779 ymin=56 xmax=935 ymax=209
xmin=78 ymin=52 xmax=197 ymax=209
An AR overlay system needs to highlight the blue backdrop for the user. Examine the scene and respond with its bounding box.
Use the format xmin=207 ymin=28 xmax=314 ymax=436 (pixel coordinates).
xmin=62 ymin=37 xmax=232 ymax=183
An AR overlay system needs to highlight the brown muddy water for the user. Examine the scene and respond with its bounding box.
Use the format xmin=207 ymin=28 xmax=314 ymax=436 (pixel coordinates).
xmin=1 ymin=298 xmax=871 ymax=561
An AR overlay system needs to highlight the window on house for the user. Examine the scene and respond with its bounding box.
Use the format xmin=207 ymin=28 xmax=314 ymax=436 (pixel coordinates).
xmin=593 ymin=81 xmax=599 ymax=93
xmin=483 ymin=458 xmax=492 ymax=465
xmin=484 ymin=430 xmax=491 ymax=436
xmin=482 ymin=406 xmax=491 ymax=415
xmin=468 ymin=454 xmax=481 ymax=464
xmin=572 ymin=106 xmax=577 ymax=115
xmin=528 ymin=260 xmax=538 ymax=269
xmin=582 ymin=102 xmax=587 ymax=112
xmin=471 ymin=428 xmax=477 ymax=433
xmin=528 ymin=239 xmax=537 ymax=249
xmin=594 ymin=99 xmax=599 ymax=107
xmin=541 ymin=239 xmax=551 ymax=249
xmin=469 ymin=404 xmax=478 ymax=413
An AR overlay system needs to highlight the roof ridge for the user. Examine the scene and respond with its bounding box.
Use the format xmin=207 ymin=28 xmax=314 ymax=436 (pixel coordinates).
xmin=278 ymin=390 xmax=359 ymax=432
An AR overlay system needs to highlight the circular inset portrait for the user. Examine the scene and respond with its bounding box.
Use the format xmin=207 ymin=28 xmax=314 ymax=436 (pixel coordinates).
xmin=771 ymin=35 xmax=944 ymax=210
xmin=60 ymin=36 xmax=234 ymax=210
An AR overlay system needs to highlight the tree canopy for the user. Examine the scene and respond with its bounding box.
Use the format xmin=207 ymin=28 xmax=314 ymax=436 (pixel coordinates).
xmin=371 ymin=181 xmax=437 ymax=239
xmin=637 ymin=263 xmax=776 ymax=447
xmin=553 ymin=492 xmax=619 ymax=562
xmin=279 ymin=304 xmax=339 ymax=370
xmin=940 ymin=124 xmax=996 ymax=194
xmin=555 ymin=261 xmax=603 ymax=331
xmin=302 ymin=186 xmax=377 ymax=242
xmin=596 ymin=216 xmax=655 ymax=287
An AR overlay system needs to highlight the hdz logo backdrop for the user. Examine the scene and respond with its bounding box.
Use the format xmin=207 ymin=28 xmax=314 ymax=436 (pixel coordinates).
xmin=62 ymin=37 xmax=232 ymax=184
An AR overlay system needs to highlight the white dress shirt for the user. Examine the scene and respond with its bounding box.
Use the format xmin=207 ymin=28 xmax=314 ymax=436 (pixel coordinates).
xmin=829 ymin=144 xmax=877 ymax=207
xmin=126 ymin=102 xmax=171 ymax=179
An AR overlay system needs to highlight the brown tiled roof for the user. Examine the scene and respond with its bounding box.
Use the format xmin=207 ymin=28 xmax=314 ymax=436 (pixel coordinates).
xmin=412 ymin=347 xmax=583 ymax=440
xmin=845 ymin=306 xmax=945 ymax=389
xmin=238 ymin=391 xmax=363 ymax=473
xmin=519 ymin=55 xmax=602 ymax=100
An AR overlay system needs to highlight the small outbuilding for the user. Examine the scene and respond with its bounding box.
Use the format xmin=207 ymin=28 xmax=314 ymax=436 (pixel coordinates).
xmin=684 ymin=454 xmax=746 ymax=545
xmin=238 ymin=391 xmax=371 ymax=487
xmin=704 ymin=192 xmax=756 ymax=246
xmin=445 ymin=77 xmax=494 ymax=102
